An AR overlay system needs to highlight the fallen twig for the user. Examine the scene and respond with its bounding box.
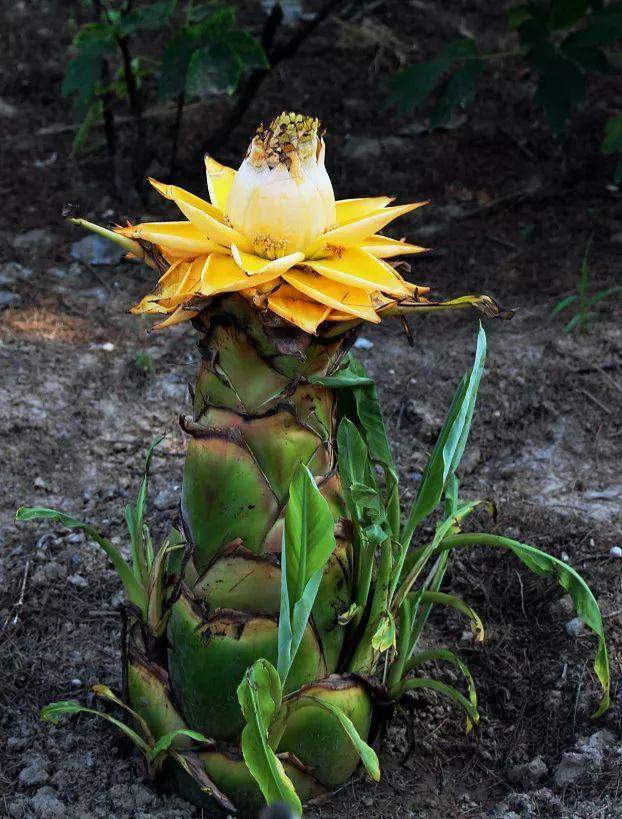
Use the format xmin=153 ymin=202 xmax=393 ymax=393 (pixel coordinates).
xmin=2 ymin=560 xmax=30 ymax=631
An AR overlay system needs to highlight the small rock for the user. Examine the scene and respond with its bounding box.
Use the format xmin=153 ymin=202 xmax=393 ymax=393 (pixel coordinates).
xmin=154 ymin=487 xmax=179 ymax=511
xmin=13 ymin=228 xmax=56 ymax=260
xmin=70 ymin=235 xmax=122 ymax=266
xmin=342 ymin=136 xmax=381 ymax=162
xmin=354 ymin=337 xmax=374 ymax=351
xmin=531 ymin=787 xmax=560 ymax=808
xmin=67 ymin=573 xmax=89 ymax=589
xmin=110 ymin=589 xmax=125 ymax=609
xmin=610 ymin=545 xmax=622 ymax=558
xmin=0 ymin=290 xmax=20 ymax=309
xmin=507 ymin=755 xmax=548 ymax=789
xmin=130 ymin=783 xmax=156 ymax=809
xmin=565 ymin=616 xmax=585 ymax=637
xmin=554 ymin=751 xmax=590 ymax=786
xmin=560 ymin=551 xmax=570 ymax=563
xmin=29 ymin=787 xmax=65 ymax=818
xmin=7 ymin=800 xmax=25 ymax=818
xmin=19 ymin=757 xmax=49 ymax=786
xmin=549 ymin=594 xmax=574 ymax=618
xmin=7 ymin=735 xmax=29 ymax=752
xmin=0 ymin=261 xmax=33 ymax=285
xmin=0 ymin=97 xmax=18 ymax=118
xmin=34 ymin=476 xmax=46 ymax=489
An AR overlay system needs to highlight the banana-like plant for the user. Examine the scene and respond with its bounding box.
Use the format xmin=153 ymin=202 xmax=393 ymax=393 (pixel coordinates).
xmin=17 ymin=113 xmax=609 ymax=816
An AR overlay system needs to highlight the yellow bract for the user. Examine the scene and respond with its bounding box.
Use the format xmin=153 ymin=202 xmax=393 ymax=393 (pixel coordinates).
xmin=117 ymin=116 xmax=430 ymax=333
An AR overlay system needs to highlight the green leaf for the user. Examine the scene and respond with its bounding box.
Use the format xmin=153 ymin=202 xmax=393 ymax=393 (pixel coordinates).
xmin=389 ymin=38 xmax=478 ymax=114
xmin=159 ymin=27 xmax=200 ymax=99
xmin=117 ymin=2 xmax=175 ymax=36
xmin=551 ymin=293 xmax=578 ymax=317
xmin=551 ymin=0 xmax=589 ymax=28
xmin=73 ymin=23 xmax=115 ymax=56
xmin=188 ymin=40 xmax=244 ymax=95
xmin=399 ymin=678 xmax=480 ymax=727
xmin=337 ymin=418 xmax=386 ymax=614
xmin=149 ymin=728 xmax=210 ymax=761
xmin=438 ymin=532 xmax=611 ymax=717
xmin=602 ymin=115 xmax=622 ymax=154
xmin=529 ymin=42 xmax=586 ymax=132
xmin=563 ymin=5 xmax=622 ymax=47
xmin=309 ymin=357 xmax=374 ymax=388
xmin=40 ymin=700 xmax=150 ymax=754
xmin=403 ymin=324 xmax=486 ymax=539
xmin=371 ymin=610 xmax=396 ymax=653
xmin=226 ymin=28 xmax=269 ymax=70
xmin=237 ymin=660 xmax=302 ymax=816
xmin=62 ymin=54 xmax=104 ymax=102
xmin=348 ymin=357 xmax=396 ymax=476
xmin=125 ymin=435 xmax=164 ymax=584
xmin=91 ymin=683 xmax=153 ymax=742
xmin=302 ymin=694 xmax=380 ymax=782
xmin=277 ymin=465 xmax=336 ymax=683
xmin=72 ymin=100 xmax=104 ymax=155
xmin=419 ymin=591 xmax=484 ymax=642
xmin=430 ymin=59 xmax=483 ymax=129
xmin=507 ymin=4 xmax=535 ymax=30
xmin=561 ymin=42 xmax=609 ymax=73
xmin=583 ymin=286 xmax=622 ymax=308
xmin=406 ymin=648 xmax=478 ymax=731
xmin=15 ymin=506 xmax=147 ymax=614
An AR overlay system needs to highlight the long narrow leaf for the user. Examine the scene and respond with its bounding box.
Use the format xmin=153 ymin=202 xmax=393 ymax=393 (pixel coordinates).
xmin=237 ymin=660 xmax=302 ymax=816
xmin=302 ymin=695 xmax=380 ymax=782
xmin=15 ymin=507 xmax=147 ymax=615
xmin=418 ymin=591 xmax=485 ymax=642
xmin=405 ymin=648 xmax=478 ymax=731
xmin=402 ymin=324 xmax=486 ymax=543
xmin=438 ymin=532 xmax=610 ymax=717
xmin=149 ymin=728 xmax=210 ymax=762
xmin=394 ymin=500 xmax=484 ymax=610
xmin=277 ymin=465 xmax=336 ymax=684
xmin=398 ymin=678 xmax=479 ymax=727
xmin=40 ymin=700 xmax=150 ymax=754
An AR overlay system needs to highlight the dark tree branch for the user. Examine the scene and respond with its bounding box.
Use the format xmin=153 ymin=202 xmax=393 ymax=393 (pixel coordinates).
xmin=203 ymin=0 xmax=346 ymax=154
xmin=168 ymin=91 xmax=186 ymax=181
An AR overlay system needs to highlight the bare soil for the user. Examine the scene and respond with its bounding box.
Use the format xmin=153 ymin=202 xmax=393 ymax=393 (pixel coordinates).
xmin=1 ymin=1 xmax=621 ymax=818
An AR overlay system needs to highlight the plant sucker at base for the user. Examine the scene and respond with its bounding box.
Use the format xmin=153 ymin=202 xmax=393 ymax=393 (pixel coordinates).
xmin=18 ymin=113 xmax=609 ymax=816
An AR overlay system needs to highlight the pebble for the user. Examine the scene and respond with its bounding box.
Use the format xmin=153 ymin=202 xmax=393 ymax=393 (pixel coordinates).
xmin=68 ymin=573 xmax=89 ymax=589
xmin=553 ymin=751 xmax=591 ymax=786
xmin=0 ymin=261 xmax=32 ymax=285
xmin=0 ymin=290 xmax=20 ymax=308
xmin=342 ymin=136 xmax=382 ymax=162
xmin=70 ymin=235 xmax=122 ymax=266
xmin=564 ymin=616 xmax=585 ymax=637
xmin=12 ymin=228 xmax=56 ymax=259
xmin=29 ymin=787 xmax=66 ymax=817
xmin=610 ymin=545 xmax=622 ymax=558
xmin=0 ymin=97 xmax=18 ymax=118
xmin=354 ymin=337 xmax=374 ymax=350
xmin=154 ymin=486 xmax=179 ymax=511
xmin=18 ymin=757 xmax=49 ymax=786
xmin=507 ymin=755 xmax=548 ymax=788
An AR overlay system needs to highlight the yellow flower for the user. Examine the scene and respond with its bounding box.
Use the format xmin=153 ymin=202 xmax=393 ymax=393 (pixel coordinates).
xmin=112 ymin=112 xmax=444 ymax=333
